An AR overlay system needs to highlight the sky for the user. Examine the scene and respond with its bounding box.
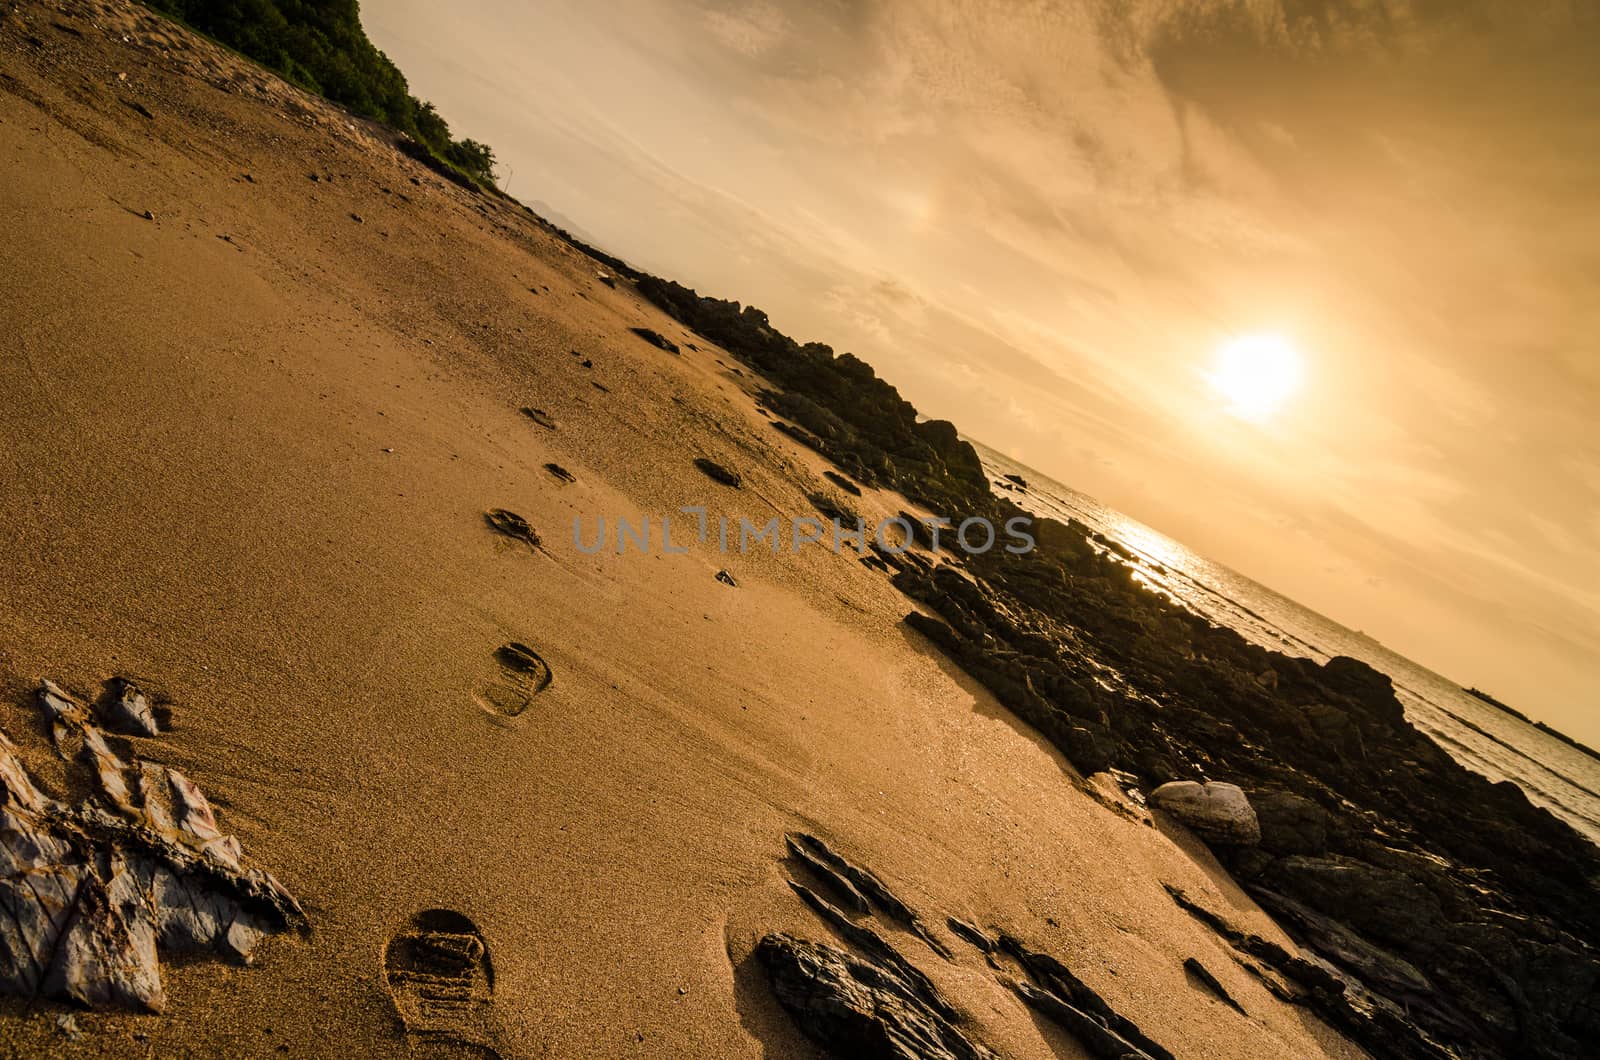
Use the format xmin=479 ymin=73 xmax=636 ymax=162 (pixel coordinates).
xmin=366 ymin=0 xmax=1599 ymax=743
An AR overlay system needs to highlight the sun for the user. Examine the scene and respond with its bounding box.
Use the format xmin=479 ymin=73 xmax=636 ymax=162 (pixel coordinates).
xmin=1206 ymin=333 xmax=1304 ymax=421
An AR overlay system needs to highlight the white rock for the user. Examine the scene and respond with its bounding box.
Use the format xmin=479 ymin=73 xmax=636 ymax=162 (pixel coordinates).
xmin=1150 ymin=780 xmax=1261 ymax=845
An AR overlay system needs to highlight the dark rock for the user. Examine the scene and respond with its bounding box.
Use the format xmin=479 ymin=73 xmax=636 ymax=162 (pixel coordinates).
xmin=693 ymin=458 xmax=741 ymax=488
xmin=785 ymin=833 xmax=951 ymax=959
xmin=1321 ymin=656 xmax=1405 ymax=729
xmin=715 ymin=569 xmax=738 ymax=587
xmin=785 ymin=835 xmax=869 ymax=913
xmin=945 ymin=917 xmax=994 ymax=953
xmin=786 ymin=881 xmax=957 ymax=1021
xmin=1183 ymin=957 xmax=1246 ymax=1015
xmin=1247 ymin=886 xmax=1436 ymax=998
xmin=1251 ymin=790 xmax=1329 ymax=855
xmin=1062 ymin=722 xmax=1114 ymax=774
xmin=1259 ymin=855 xmax=1446 ymax=949
xmin=808 ymin=491 xmax=858 ymax=526
xmin=519 ymin=406 xmax=556 ymax=430
xmin=1163 ymin=883 xmax=1460 ymax=1060
xmin=543 ymin=462 xmax=576 ymax=484
xmin=629 ymin=327 xmax=679 ymax=353
xmin=1011 ymin=980 xmax=1161 ymax=1060
xmin=824 ymin=470 xmax=863 ymax=496
xmin=999 ymin=935 xmax=1174 ymax=1060
xmin=485 ymin=509 xmax=540 ymax=550
xmin=757 ymin=933 xmax=994 ymax=1060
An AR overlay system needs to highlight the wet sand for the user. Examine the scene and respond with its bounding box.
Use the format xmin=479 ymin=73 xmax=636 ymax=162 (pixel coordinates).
xmin=0 ymin=3 xmax=1366 ymax=1057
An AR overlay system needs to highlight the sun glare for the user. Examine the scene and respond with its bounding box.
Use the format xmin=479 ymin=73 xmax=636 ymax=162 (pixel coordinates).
xmin=1206 ymin=334 xmax=1304 ymax=421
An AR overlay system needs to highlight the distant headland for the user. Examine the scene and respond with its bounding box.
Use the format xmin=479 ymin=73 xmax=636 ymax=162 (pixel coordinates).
xmin=1466 ymin=687 xmax=1600 ymax=763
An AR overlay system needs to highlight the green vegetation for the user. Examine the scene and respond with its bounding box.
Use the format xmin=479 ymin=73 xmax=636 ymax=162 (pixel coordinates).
xmin=130 ymin=2 xmax=976 ymax=511
xmin=140 ymin=0 xmax=496 ymax=187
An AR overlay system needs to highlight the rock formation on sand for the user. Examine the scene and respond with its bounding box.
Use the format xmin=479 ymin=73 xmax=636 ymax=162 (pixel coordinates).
xmin=1149 ymin=780 xmax=1262 ymax=845
xmin=880 ymin=556 xmax=1600 ymax=1058
xmin=759 ymin=933 xmax=991 ymax=1060
xmin=759 ymin=833 xmax=991 ymax=1058
xmin=628 ymin=326 xmax=680 ymax=354
xmin=693 ymin=457 xmax=743 ymax=489
xmin=1 ymin=680 xmax=303 ymax=1012
xmin=762 ymin=830 xmax=1199 ymax=1060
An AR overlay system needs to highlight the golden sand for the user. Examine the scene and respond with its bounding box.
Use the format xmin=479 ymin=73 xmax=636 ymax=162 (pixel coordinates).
xmin=0 ymin=3 xmax=1365 ymax=1056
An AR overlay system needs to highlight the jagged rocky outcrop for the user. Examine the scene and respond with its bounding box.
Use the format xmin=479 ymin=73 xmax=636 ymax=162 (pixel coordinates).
xmin=761 ymin=832 xmax=991 ymax=1058
xmin=890 ymin=551 xmax=1600 ymax=1059
xmin=757 ymin=933 xmax=993 ymax=1060
xmin=1163 ymin=883 xmax=1461 ymax=1060
xmin=785 ymin=832 xmax=952 ymax=959
xmin=999 ymin=933 xmax=1174 ymax=1060
xmin=0 ymin=679 xmax=304 ymax=1014
xmin=786 ymin=881 xmax=958 ymax=1024
xmin=767 ymin=828 xmax=1195 ymax=1060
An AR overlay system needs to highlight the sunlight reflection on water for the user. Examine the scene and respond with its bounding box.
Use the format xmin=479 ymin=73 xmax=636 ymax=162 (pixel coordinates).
xmin=978 ymin=443 xmax=1600 ymax=847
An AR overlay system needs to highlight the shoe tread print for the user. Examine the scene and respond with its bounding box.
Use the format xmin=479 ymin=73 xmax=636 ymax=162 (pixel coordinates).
xmin=384 ymin=909 xmax=505 ymax=1058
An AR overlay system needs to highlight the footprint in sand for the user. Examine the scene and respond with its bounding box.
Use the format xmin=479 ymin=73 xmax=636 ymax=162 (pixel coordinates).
xmin=477 ymin=642 xmax=553 ymax=717
xmin=384 ymin=909 xmax=502 ymax=1057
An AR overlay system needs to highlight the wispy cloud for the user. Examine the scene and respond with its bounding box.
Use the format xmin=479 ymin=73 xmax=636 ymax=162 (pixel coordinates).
xmin=367 ymin=0 xmax=1600 ymax=738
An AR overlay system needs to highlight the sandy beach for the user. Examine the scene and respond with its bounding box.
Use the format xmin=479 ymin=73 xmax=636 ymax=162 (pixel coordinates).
xmin=0 ymin=3 xmax=1422 ymax=1057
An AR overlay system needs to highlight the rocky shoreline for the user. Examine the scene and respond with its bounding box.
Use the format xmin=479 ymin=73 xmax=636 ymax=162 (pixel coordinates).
xmin=616 ymin=265 xmax=1600 ymax=1058
xmin=876 ymin=538 xmax=1600 ymax=1058
xmin=3 ymin=2 xmax=1592 ymax=1052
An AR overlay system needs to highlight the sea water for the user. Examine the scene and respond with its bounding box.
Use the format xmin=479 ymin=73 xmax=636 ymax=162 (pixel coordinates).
xmin=974 ymin=442 xmax=1600 ymax=847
